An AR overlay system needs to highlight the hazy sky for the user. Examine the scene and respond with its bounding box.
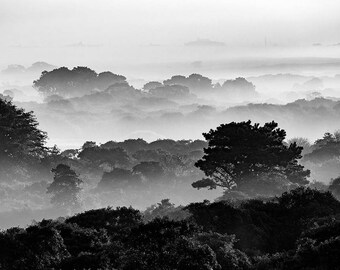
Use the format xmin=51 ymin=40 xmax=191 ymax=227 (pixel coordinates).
xmin=1 ymin=0 xmax=340 ymax=75
xmin=2 ymin=0 xmax=340 ymax=45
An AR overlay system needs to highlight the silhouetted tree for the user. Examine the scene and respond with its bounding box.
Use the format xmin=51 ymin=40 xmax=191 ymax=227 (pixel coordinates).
xmin=47 ymin=164 xmax=83 ymax=209
xmin=192 ymin=121 xmax=310 ymax=196
xmin=0 ymin=98 xmax=48 ymax=181
xmin=0 ymin=98 xmax=47 ymax=160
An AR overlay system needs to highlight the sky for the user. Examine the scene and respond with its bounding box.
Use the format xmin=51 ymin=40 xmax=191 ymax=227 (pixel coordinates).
xmin=1 ymin=0 xmax=340 ymax=147
xmin=1 ymin=0 xmax=340 ymax=77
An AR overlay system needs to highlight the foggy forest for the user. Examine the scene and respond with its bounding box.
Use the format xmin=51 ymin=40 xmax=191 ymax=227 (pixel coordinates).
xmin=1 ymin=0 xmax=340 ymax=269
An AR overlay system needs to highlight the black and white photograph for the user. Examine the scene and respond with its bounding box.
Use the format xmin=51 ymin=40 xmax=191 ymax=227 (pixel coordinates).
xmin=1 ymin=0 xmax=340 ymax=269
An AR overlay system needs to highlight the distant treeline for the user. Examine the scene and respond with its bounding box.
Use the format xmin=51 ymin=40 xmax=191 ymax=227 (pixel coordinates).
xmin=31 ymin=66 xmax=258 ymax=101
xmin=2 ymin=97 xmax=340 ymax=214
xmin=2 ymin=76 xmax=340 ymax=269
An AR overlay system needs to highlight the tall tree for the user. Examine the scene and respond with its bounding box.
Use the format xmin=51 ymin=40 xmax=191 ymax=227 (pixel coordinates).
xmin=192 ymin=121 xmax=310 ymax=196
xmin=0 ymin=98 xmax=47 ymax=160
xmin=0 ymin=98 xmax=47 ymax=181
xmin=47 ymin=164 xmax=83 ymax=210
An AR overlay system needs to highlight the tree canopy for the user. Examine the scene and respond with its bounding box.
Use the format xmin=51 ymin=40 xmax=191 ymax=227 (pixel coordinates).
xmin=47 ymin=164 xmax=83 ymax=209
xmin=2 ymin=187 xmax=340 ymax=269
xmin=33 ymin=66 xmax=126 ymax=97
xmin=0 ymin=98 xmax=47 ymax=179
xmin=163 ymin=73 xmax=212 ymax=92
xmin=192 ymin=121 xmax=310 ymax=196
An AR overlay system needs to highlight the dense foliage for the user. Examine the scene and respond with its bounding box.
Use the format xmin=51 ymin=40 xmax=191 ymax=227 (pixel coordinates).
xmin=47 ymin=164 xmax=83 ymax=210
xmin=0 ymin=99 xmax=47 ymax=160
xmin=1 ymin=188 xmax=340 ymax=269
xmin=2 ymin=94 xmax=340 ymax=268
xmin=33 ymin=66 xmax=126 ymax=97
xmin=0 ymin=98 xmax=48 ymax=182
xmin=193 ymin=121 xmax=310 ymax=197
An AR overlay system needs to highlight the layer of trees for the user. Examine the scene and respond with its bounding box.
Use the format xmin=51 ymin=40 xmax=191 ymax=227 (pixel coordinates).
xmin=4 ymin=97 xmax=340 ymax=206
xmin=32 ymin=66 xmax=258 ymax=103
xmin=33 ymin=67 xmax=126 ymax=97
xmin=1 ymin=187 xmax=340 ymax=269
xmin=291 ymin=130 xmax=340 ymax=183
xmin=4 ymin=96 xmax=340 ymax=206
xmin=2 ymin=95 xmax=340 ymax=268
xmin=80 ymin=139 xmax=205 ymax=192
xmin=0 ymin=98 xmax=49 ymax=182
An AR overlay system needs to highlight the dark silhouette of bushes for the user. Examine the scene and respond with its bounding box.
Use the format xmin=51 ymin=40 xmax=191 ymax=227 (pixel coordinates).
xmin=186 ymin=187 xmax=340 ymax=255
xmin=1 ymin=187 xmax=340 ymax=269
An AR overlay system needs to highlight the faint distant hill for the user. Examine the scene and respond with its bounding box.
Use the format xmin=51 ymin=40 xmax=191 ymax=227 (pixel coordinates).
xmin=1 ymin=64 xmax=26 ymax=74
xmin=247 ymin=73 xmax=340 ymax=96
xmin=26 ymin=62 xmax=56 ymax=73
xmin=1 ymin=62 xmax=57 ymax=86
xmin=247 ymin=73 xmax=312 ymax=85
xmin=246 ymin=73 xmax=314 ymax=93
xmin=185 ymin=38 xmax=225 ymax=47
xmin=2 ymin=62 xmax=56 ymax=75
xmin=221 ymin=97 xmax=340 ymax=140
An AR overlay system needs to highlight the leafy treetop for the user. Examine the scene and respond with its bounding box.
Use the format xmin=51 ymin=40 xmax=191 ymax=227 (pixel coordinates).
xmin=193 ymin=121 xmax=310 ymax=191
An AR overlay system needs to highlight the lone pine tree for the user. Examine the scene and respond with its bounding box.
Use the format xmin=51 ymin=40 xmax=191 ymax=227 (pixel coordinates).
xmin=192 ymin=121 xmax=310 ymax=196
